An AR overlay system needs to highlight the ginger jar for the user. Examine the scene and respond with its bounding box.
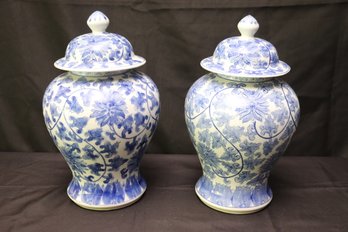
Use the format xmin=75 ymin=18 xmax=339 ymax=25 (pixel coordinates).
xmin=185 ymin=15 xmax=299 ymax=214
xmin=43 ymin=11 xmax=160 ymax=210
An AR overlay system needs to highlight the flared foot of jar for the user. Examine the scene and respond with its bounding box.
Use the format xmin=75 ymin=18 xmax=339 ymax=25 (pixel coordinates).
xmin=195 ymin=176 xmax=273 ymax=214
xmin=66 ymin=176 xmax=147 ymax=211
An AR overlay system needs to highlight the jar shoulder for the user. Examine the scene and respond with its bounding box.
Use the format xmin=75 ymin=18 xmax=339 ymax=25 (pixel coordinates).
xmin=189 ymin=73 xmax=294 ymax=94
xmin=44 ymin=70 xmax=159 ymax=99
xmin=185 ymin=73 xmax=299 ymax=121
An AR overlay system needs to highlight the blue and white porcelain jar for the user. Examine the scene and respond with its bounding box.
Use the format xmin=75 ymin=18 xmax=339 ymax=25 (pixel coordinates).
xmin=43 ymin=11 xmax=160 ymax=210
xmin=185 ymin=15 xmax=299 ymax=214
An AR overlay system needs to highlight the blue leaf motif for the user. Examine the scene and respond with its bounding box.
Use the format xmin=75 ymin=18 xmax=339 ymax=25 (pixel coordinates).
xmin=118 ymin=79 xmax=134 ymax=95
xmin=82 ymin=50 xmax=104 ymax=67
xmin=44 ymin=114 xmax=51 ymax=125
xmin=119 ymin=115 xmax=133 ymax=137
xmin=108 ymin=157 xmax=128 ymax=171
xmin=223 ymin=147 xmax=241 ymax=162
xmin=82 ymin=146 xmax=99 ymax=160
xmin=109 ymin=49 xmax=122 ymax=61
xmin=43 ymin=89 xmax=53 ymax=107
xmin=148 ymin=94 xmax=160 ymax=112
xmin=100 ymin=143 xmax=118 ymax=157
xmin=85 ymin=128 xmax=104 ymax=145
xmin=198 ymin=130 xmax=211 ymax=145
xmin=246 ymin=124 xmax=256 ymax=140
xmin=235 ymin=171 xmax=257 ymax=184
xmin=80 ymin=91 xmax=93 ymax=106
xmin=222 ymin=126 xmax=244 ymax=143
xmin=193 ymin=94 xmax=209 ymax=113
xmin=134 ymin=113 xmax=148 ymax=132
xmin=73 ymin=76 xmax=91 ymax=88
xmin=131 ymin=92 xmax=147 ymax=111
xmin=125 ymin=138 xmax=138 ymax=153
xmin=92 ymin=77 xmax=114 ymax=89
xmin=61 ymin=143 xmax=86 ymax=180
xmin=272 ymin=108 xmax=289 ymax=124
xmin=49 ymin=104 xmax=59 ymax=123
xmin=127 ymin=152 xmax=143 ymax=174
xmin=259 ymin=116 xmax=278 ymax=137
xmin=268 ymin=91 xmax=284 ymax=107
xmin=263 ymin=139 xmax=279 ymax=155
xmin=120 ymin=168 xmax=128 ymax=179
xmin=67 ymin=96 xmax=83 ymax=113
xmin=244 ymin=155 xmax=263 ymax=170
xmin=240 ymin=140 xmax=260 ymax=157
xmin=103 ymin=173 xmax=113 ymax=184
xmin=54 ymin=85 xmax=71 ymax=103
xmin=105 ymin=131 xmax=116 ymax=140
xmin=196 ymin=142 xmax=219 ymax=178
xmin=210 ymin=132 xmax=225 ymax=149
xmin=57 ymin=122 xmax=72 ymax=141
xmin=88 ymin=163 xmax=105 ymax=175
xmin=69 ymin=116 xmax=88 ymax=134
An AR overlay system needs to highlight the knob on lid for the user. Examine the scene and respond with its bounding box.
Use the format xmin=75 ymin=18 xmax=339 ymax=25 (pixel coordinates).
xmin=201 ymin=15 xmax=290 ymax=78
xmin=54 ymin=11 xmax=146 ymax=73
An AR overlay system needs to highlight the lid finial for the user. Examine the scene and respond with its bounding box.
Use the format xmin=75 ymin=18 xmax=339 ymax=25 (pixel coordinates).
xmin=237 ymin=15 xmax=259 ymax=38
xmin=87 ymin=11 xmax=109 ymax=34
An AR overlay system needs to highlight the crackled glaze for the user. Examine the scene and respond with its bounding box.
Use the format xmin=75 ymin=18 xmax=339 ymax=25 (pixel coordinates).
xmin=185 ymin=15 xmax=299 ymax=214
xmin=43 ymin=11 xmax=159 ymax=210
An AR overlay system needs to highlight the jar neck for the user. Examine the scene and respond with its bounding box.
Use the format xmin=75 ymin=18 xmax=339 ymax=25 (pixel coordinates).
xmin=217 ymin=73 xmax=275 ymax=83
xmin=71 ymin=69 xmax=129 ymax=76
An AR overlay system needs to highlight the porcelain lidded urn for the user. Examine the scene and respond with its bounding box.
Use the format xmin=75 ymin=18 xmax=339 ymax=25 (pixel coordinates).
xmin=185 ymin=15 xmax=299 ymax=214
xmin=43 ymin=11 xmax=160 ymax=210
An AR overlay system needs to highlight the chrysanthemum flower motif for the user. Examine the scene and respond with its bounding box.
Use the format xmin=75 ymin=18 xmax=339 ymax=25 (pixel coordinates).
xmin=235 ymin=90 xmax=269 ymax=123
xmin=91 ymin=96 xmax=127 ymax=127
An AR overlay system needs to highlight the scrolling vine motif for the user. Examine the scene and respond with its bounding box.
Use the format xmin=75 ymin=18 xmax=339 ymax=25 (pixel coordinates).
xmin=185 ymin=74 xmax=299 ymax=183
xmin=43 ymin=70 xmax=160 ymax=184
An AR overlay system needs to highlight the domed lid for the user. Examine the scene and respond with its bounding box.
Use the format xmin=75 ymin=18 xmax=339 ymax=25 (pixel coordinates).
xmin=54 ymin=11 xmax=146 ymax=73
xmin=201 ymin=15 xmax=290 ymax=78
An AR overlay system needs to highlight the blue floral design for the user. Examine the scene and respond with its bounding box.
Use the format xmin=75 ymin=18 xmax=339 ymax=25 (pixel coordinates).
xmin=67 ymin=96 xmax=83 ymax=113
xmin=263 ymin=139 xmax=279 ymax=155
xmin=239 ymin=140 xmax=260 ymax=157
xmin=85 ymin=129 xmax=104 ymax=145
xmin=69 ymin=116 xmax=88 ymax=134
xmin=108 ymin=157 xmax=128 ymax=171
xmin=43 ymin=69 xmax=160 ymax=208
xmin=131 ymin=92 xmax=147 ymax=112
xmin=91 ymin=97 xmax=127 ymax=127
xmin=82 ymin=146 xmax=99 ymax=160
xmin=185 ymin=72 xmax=299 ymax=211
xmin=60 ymin=144 xmax=86 ymax=180
xmin=54 ymin=85 xmax=71 ymax=103
xmin=259 ymin=116 xmax=278 ymax=137
xmin=235 ymin=90 xmax=269 ymax=122
xmin=54 ymin=12 xmax=145 ymax=73
xmin=222 ymin=126 xmax=244 ymax=143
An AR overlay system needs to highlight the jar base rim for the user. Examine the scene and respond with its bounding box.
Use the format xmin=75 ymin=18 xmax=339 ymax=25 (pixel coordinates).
xmin=195 ymin=187 xmax=272 ymax=214
xmin=67 ymin=187 xmax=146 ymax=211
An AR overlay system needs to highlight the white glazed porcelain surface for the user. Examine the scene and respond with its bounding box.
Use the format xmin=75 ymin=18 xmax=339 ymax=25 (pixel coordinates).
xmin=185 ymin=15 xmax=299 ymax=214
xmin=43 ymin=70 xmax=160 ymax=210
xmin=185 ymin=73 xmax=299 ymax=213
xmin=43 ymin=11 xmax=159 ymax=210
